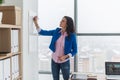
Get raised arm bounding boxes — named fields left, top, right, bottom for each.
left=33, top=16, right=40, bottom=29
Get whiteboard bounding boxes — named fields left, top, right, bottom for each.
left=28, top=10, right=38, bottom=35
left=28, top=10, right=38, bottom=54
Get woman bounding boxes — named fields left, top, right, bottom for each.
left=33, top=16, right=77, bottom=80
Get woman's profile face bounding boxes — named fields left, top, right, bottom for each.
left=60, top=17, right=67, bottom=29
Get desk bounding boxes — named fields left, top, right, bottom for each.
left=70, top=72, right=106, bottom=80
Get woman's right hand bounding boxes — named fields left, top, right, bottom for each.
left=33, top=16, right=40, bottom=29
left=33, top=16, right=38, bottom=22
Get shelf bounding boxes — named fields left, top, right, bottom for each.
left=0, top=52, right=21, bottom=60
left=0, top=6, right=22, bottom=80
left=0, top=24, right=21, bottom=29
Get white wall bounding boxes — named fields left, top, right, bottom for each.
left=22, top=0, right=38, bottom=80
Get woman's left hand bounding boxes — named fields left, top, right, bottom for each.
left=58, top=55, right=69, bottom=61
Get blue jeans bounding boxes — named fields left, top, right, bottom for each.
left=51, top=59, right=70, bottom=80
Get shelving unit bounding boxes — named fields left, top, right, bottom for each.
left=0, top=24, right=22, bottom=80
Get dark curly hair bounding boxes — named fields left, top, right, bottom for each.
left=64, top=16, right=75, bottom=37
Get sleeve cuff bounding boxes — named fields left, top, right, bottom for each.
left=68, top=53, right=72, bottom=58
left=37, top=28, right=41, bottom=32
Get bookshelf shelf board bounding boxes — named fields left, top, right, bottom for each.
left=0, top=24, right=21, bottom=28
left=0, top=52, right=21, bottom=60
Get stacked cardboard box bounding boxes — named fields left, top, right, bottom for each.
left=0, top=6, right=21, bottom=25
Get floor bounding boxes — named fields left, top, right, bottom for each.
left=39, top=74, right=63, bottom=80
left=39, top=73, right=107, bottom=80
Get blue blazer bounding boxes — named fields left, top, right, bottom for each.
left=38, top=28, right=77, bottom=56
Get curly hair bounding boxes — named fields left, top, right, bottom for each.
left=64, top=16, right=75, bottom=37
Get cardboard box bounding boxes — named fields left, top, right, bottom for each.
left=0, top=6, right=21, bottom=25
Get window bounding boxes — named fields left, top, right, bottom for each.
left=78, top=36, right=120, bottom=73
left=38, top=0, right=120, bottom=74
left=77, top=0, right=120, bottom=73
left=78, top=0, right=120, bottom=33
left=38, top=0, right=74, bottom=72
